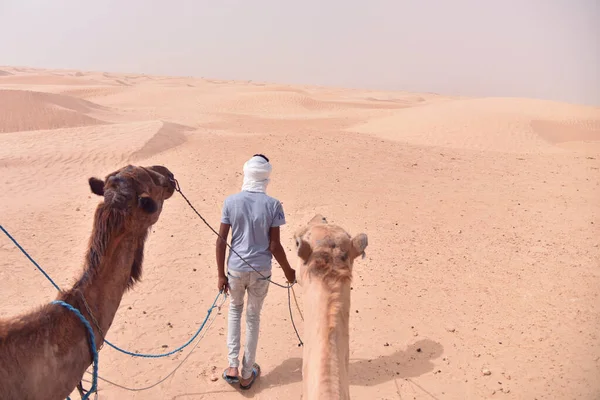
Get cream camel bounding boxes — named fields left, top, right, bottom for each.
left=0, top=164, right=176, bottom=400
left=293, top=214, right=368, bottom=400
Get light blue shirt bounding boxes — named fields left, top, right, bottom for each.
left=221, top=191, right=286, bottom=272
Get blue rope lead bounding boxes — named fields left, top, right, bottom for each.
left=104, top=291, right=223, bottom=358
left=52, top=300, right=98, bottom=400
left=1, top=224, right=225, bottom=358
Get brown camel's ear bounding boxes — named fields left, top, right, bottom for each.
left=350, top=233, right=368, bottom=260
left=295, top=237, right=313, bottom=262
left=138, top=194, right=158, bottom=214
left=89, top=177, right=105, bottom=196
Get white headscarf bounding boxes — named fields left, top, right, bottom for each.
left=241, top=155, right=272, bottom=193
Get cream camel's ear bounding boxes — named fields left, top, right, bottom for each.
left=308, top=214, right=328, bottom=225
left=89, top=177, right=105, bottom=196
left=350, top=233, right=368, bottom=260
left=295, top=237, right=313, bottom=262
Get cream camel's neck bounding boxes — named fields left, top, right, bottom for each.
left=302, top=279, right=351, bottom=400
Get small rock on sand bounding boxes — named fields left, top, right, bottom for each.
left=482, top=368, right=491, bottom=376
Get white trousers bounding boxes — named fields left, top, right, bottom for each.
left=226, top=269, right=270, bottom=379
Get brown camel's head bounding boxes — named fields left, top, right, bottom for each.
left=293, top=214, right=368, bottom=286
left=88, top=165, right=176, bottom=231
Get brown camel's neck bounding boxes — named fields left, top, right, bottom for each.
left=302, top=279, right=351, bottom=400
left=58, top=205, right=147, bottom=349
left=77, top=234, right=140, bottom=347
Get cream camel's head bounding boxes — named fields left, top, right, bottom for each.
left=293, top=214, right=368, bottom=287
left=88, top=165, right=176, bottom=232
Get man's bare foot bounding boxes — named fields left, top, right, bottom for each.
left=240, top=364, right=261, bottom=390
left=223, top=366, right=239, bottom=384
left=240, top=375, right=252, bottom=386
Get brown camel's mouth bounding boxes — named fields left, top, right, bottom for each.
left=143, top=165, right=177, bottom=199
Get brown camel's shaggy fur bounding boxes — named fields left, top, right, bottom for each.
left=0, top=165, right=176, bottom=400
left=293, top=214, right=368, bottom=400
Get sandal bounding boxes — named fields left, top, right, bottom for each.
left=240, top=363, right=261, bottom=390
left=222, top=369, right=240, bottom=384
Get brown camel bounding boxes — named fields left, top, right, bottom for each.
left=293, top=214, right=368, bottom=400
left=0, top=164, right=176, bottom=400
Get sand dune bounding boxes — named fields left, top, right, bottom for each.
left=215, top=91, right=368, bottom=115
left=212, top=90, right=415, bottom=118
left=0, top=89, right=108, bottom=133
left=0, top=119, right=191, bottom=213
left=58, top=86, right=132, bottom=100
left=1, top=67, right=599, bottom=400
left=0, top=120, right=188, bottom=169
left=129, top=121, right=193, bottom=161
left=0, top=73, right=103, bottom=86
left=349, top=97, right=600, bottom=153
left=531, top=118, right=600, bottom=143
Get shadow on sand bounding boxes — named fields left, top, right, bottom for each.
left=171, top=339, right=443, bottom=398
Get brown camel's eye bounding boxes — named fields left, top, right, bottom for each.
left=138, top=196, right=158, bottom=213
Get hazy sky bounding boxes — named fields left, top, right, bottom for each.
left=1, top=0, right=598, bottom=105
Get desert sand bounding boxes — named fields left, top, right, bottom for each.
left=0, top=65, right=599, bottom=400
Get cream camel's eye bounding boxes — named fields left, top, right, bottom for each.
left=295, top=238, right=300, bottom=247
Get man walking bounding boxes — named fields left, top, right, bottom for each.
left=216, top=154, right=296, bottom=390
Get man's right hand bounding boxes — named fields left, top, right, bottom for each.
left=218, top=274, right=229, bottom=294
left=283, top=268, right=296, bottom=284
